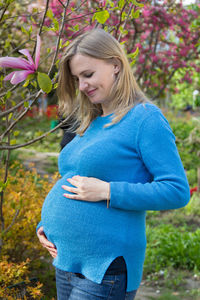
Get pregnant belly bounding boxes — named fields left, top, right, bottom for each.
left=41, top=173, right=108, bottom=246
left=41, top=174, right=146, bottom=255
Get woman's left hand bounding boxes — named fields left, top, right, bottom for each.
left=62, top=175, right=110, bottom=203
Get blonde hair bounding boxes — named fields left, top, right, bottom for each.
left=57, top=29, right=148, bottom=135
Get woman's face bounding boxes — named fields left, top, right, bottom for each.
left=69, top=54, right=120, bottom=107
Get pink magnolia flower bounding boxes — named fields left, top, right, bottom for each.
left=0, top=35, right=41, bottom=84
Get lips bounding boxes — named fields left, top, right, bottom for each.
left=87, top=88, right=97, bottom=97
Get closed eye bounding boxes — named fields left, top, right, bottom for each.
left=84, top=72, right=94, bottom=78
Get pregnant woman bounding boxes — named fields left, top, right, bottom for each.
left=37, top=29, right=190, bottom=300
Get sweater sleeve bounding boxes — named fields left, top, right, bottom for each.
left=109, top=111, right=190, bottom=211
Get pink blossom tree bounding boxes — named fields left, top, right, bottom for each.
left=47, top=0, right=200, bottom=100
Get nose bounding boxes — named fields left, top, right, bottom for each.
left=79, top=79, right=88, bottom=92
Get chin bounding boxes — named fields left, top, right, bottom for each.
left=89, top=98, right=105, bottom=104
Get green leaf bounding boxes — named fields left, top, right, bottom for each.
left=10, top=139, right=16, bottom=145
left=74, top=24, right=79, bottom=31
left=131, top=0, right=144, bottom=7
left=132, top=9, right=140, bottom=18
left=43, top=26, right=52, bottom=32
left=53, top=19, right=59, bottom=31
left=59, top=39, right=63, bottom=49
left=24, top=101, right=29, bottom=108
left=121, top=11, right=126, bottom=21
left=54, top=83, right=58, bottom=89
left=31, top=81, right=37, bottom=88
left=132, top=47, right=139, bottom=58
left=34, top=130, right=43, bottom=137
left=55, top=59, right=60, bottom=68
left=0, top=179, right=9, bottom=193
left=5, top=91, right=11, bottom=100
left=94, top=10, right=110, bottom=24
left=23, top=79, right=30, bottom=87
left=63, top=41, right=70, bottom=48
left=28, top=25, right=32, bottom=34
left=37, top=72, right=52, bottom=94
left=13, top=130, right=20, bottom=137
left=108, top=0, right=114, bottom=7
left=46, top=9, right=54, bottom=19
left=8, top=112, right=13, bottom=121
left=130, top=60, right=136, bottom=67
left=5, top=40, right=10, bottom=49
left=118, top=0, right=125, bottom=9
left=21, top=26, right=28, bottom=35
left=30, top=16, right=36, bottom=23
left=119, top=26, right=128, bottom=35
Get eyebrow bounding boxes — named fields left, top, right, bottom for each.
left=71, top=69, right=92, bottom=77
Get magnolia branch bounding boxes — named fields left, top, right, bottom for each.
left=0, top=90, right=42, bottom=142
left=0, top=111, right=76, bottom=150
left=0, top=92, right=38, bottom=118
left=0, top=83, right=19, bottom=98
left=39, top=0, right=50, bottom=36
left=48, top=0, right=70, bottom=75
left=0, top=3, right=10, bottom=23
left=0, top=103, right=11, bottom=233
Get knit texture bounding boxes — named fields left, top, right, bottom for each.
left=37, top=103, right=190, bottom=291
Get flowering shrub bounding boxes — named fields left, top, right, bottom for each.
left=0, top=162, right=59, bottom=298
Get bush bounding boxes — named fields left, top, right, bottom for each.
left=144, top=223, right=200, bottom=275
left=169, top=117, right=200, bottom=173
left=0, top=162, right=59, bottom=298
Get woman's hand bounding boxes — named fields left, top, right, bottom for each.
left=62, top=175, right=110, bottom=203
left=37, top=226, right=57, bottom=258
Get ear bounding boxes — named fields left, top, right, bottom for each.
left=114, top=64, right=120, bottom=74
left=113, top=58, right=121, bottom=74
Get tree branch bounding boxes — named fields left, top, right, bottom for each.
left=0, top=111, right=76, bottom=150
left=118, top=4, right=134, bottom=42
left=3, top=209, right=20, bottom=235
left=0, top=3, right=9, bottom=23
left=152, top=69, right=177, bottom=100
left=48, top=0, right=70, bottom=76
left=0, top=90, right=42, bottom=142
left=0, top=92, right=38, bottom=118
left=0, top=101, right=11, bottom=234
left=0, top=83, right=20, bottom=98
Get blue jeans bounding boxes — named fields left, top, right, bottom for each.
left=56, top=268, right=137, bottom=300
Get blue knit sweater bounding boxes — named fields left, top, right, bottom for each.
left=37, top=103, right=190, bottom=291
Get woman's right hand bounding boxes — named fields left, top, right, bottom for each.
left=37, top=226, right=57, bottom=258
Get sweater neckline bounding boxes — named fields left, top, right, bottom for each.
left=98, top=112, right=114, bottom=119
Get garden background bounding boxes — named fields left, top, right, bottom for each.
left=0, top=0, right=200, bottom=299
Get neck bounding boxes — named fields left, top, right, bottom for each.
left=101, top=104, right=114, bottom=117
